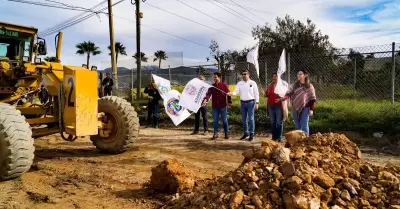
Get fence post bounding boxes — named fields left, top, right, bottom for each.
left=354, top=57, right=357, bottom=97
left=235, top=62, right=238, bottom=82
left=287, top=52, right=291, bottom=85
left=168, top=65, right=171, bottom=82
left=392, top=42, right=396, bottom=104
left=264, top=60, right=268, bottom=88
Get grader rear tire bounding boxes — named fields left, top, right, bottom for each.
left=0, top=103, right=34, bottom=181
left=90, top=96, right=139, bottom=154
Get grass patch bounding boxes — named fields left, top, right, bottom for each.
left=128, top=84, right=400, bottom=135
left=136, top=98, right=400, bottom=136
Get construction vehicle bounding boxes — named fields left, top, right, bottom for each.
left=0, top=22, right=140, bottom=181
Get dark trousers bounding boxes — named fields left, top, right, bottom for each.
left=194, top=106, right=208, bottom=132
left=104, top=88, right=112, bottom=96
left=147, top=101, right=159, bottom=127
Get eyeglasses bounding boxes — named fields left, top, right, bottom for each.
left=242, top=73, right=248, bottom=76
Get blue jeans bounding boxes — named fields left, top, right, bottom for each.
left=147, top=102, right=159, bottom=127
left=240, top=100, right=255, bottom=135
left=212, top=107, right=228, bottom=136
left=292, top=106, right=310, bottom=135
left=268, top=104, right=283, bottom=140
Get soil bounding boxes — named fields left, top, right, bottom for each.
left=0, top=128, right=399, bottom=209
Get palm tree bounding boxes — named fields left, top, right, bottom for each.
left=107, top=42, right=127, bottom=63
left=75, top=41, right=101, bottom=69
left=153, top=50, right=168, bottom=69
left=132, top=52, right=148, bottom=64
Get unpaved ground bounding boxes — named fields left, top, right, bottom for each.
left=1, top=128, right=400, bottom=209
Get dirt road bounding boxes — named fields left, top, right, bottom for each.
left=0, top=128, right=399, bottom=209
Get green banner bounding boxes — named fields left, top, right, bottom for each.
left=0, top=29, right=19, bottom=37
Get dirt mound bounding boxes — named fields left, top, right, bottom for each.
left=162, top=132, right=400, bottom=209
left=150, top=158, right=196, bottom=194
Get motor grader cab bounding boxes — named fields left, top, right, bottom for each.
left=0, top=22, right=140, bottom=181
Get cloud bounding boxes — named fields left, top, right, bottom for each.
left=0, top=0, right=398, bottom=72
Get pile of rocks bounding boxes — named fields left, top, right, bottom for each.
left=160, top=130, right=400, bottom=209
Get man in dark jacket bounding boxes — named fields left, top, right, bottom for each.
left=144, top=82, right=162, bottom=128
left=38, top=84, right=49, bottom=104
left=102, top=73, right=113, bottom=96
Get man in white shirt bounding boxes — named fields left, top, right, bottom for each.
left=228, top=69, right=259, bottom=141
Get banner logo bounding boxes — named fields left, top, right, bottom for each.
left=184, top=84, right=197, bottom=96
left=157, top=84, right=169, bottom=94
left=167, top=97, right=183, bottom=116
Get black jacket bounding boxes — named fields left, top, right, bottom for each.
left=102, top=77, right=113, bottom=89
left=144, top=87, right=162, bottom=104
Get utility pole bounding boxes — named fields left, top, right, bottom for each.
left=108, top=0, right=118, bottom=96
left=135, top=0, right=143, bottom=100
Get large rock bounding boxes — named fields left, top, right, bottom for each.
left=313, top=173, right=335, bottom=189
left=150, top=158, right=195, bottom=194
left=284, top=130, right=308, bottom=147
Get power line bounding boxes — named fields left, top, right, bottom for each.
left=144, top=1, right=246, bottom=41
left=205, top=0, right=257, bottom=26
left=175, top=0, right=252, bottom=36
left=227, top=0, right=265, bottom=24
left=143, top=24, right=209, bottom=48
left=112, top=14, right=210, bottom=48
left=39, top=0, right=125, bottom=37
left=204, top=0, right=276, bottom=15
left=7, top=0, right=110, bottom=37
left=39, top=0, right=108, bottom=36
left=8, top=0, right=99, bottom=13
left=42, top=0, right=101, bottom=13
left=11, top=0, right=211, bottom=49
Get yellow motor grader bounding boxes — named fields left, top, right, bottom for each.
left=0, top=22, right=140, bottom=181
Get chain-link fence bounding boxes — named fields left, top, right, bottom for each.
left=100, top=51, right=184, bottom=98
left=101, top=44, right=400, bottom=104
left=223, top=43, right=400, bottom=103
left=97, top=43, right=400, bottom=136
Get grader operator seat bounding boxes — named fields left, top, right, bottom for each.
left=5, top=42, right=16, bottom=60
left=0, top=21, right=140, bottom=181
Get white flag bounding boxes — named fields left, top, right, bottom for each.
left=163, top=90, right=191, bottom=126
left=179, top=78, right=212, bottom=112
left=277, top=49, right=286, bottom=76
left=274, top=49, right=289, bottom=97
left=152, top=74, right=171, bottom=99
left=246, top=43, right=259, bottom=76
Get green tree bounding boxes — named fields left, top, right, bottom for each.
left=107, top=42, right=127, bottom=63
left=198, top=66, right=211, bottom=78
left=252, top=15, right=335, bottom=55
left=75, top=41, right=101, bottom=69
left=153, top=50, right=168, bottom=69
left=132, top=52, right=148, bottom=64
left=252, top=15, right=336, bottom=83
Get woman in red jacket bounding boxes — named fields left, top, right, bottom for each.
left=265, top=73, right=285, bottom=141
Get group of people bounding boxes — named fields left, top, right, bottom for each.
left=145, top=68, right=317, bottom=142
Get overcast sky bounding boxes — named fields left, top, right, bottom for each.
left=1, top=0, right=399, bottom=69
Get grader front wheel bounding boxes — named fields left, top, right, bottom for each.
left=91, top=96, right=139, bottom=154
left=0, top=103, right=34, bottom=181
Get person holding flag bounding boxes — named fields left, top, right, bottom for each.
left=280, top=70, right=316, bottom=136
left=202, top=72, right=232, bottom=140
left=265, top=73, right=285, bottom=142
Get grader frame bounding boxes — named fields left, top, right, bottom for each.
left=0, top=22, right=140, bottom=181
